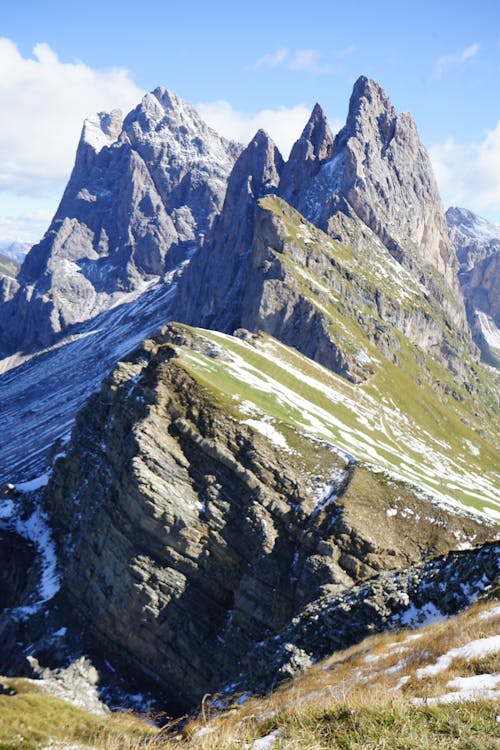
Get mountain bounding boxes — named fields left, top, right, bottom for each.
left=0, top=241, right=30, bottom=263
left=0, top=90, right=240, bottom=358
left=175, top=77, right=471, bottom=385
left=281, top=77, right=465, bottom=327
left=0, top=76, right=498, bottom=726
left=447, top=206, right=500, bottom=366
left=0, top=254, right=20, bottom=280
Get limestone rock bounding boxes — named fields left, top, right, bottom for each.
left=279, top=103, right=334, bottom=208
left=0, top=89, right=240, bottom=357
left=43, top=325, right=491, bottom=711
left=175, top=129, right=284, bottom=332
left=293, top=77, right=466, bottom=330
left=447, top=206, right=500, bottom=366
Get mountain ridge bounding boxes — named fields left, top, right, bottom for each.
left=0, top=75, right=498, bottom=727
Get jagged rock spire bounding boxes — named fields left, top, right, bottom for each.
left=292, top=76, right=466, bottom=328
left=335, top=75, right=397, bottom=151
left=279, top=102, right=334, bottom=208
left=174, top=129, right=284, bottom=332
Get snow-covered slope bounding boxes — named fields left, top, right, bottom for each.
left=0, top=277, right=177, bottom=484
left=172, top=327, right=500, bottom=520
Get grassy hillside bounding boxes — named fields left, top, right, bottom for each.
left=1, top=599, right=497, bottom=749
left=167, top=325, right=500, bottom=520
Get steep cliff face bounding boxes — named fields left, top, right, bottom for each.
left=279, top=103, right=334, bottom=208
left=447, top=207, right=500, bottom=366
left=175, top=129, right=284, bottom=331
left=240, top=196, right=474, bottom=384
left=0, top=90, right=240, bottom=357
left=173, top=77, right=470, bottom=384
left=44, top=325, right=496, bottom=709
left=283, top=77, right=465, bottom=330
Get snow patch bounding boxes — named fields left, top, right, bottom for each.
left=416, top=636, right=500, bottom=678
left=0, top=498, right=61, bottom=620
left=242, top=419, right=289, bottom=450
left=16, top=472, right=50, bottom=492
left=399, top=601, right=445, bottom=628
left=250, top=729, right=282, bottom=749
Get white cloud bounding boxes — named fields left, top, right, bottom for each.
left=252, top=48, right=289, bottom=69
left=0, top=206, right=53, bottom=246
left=429, top=121, right=500, bottom=221
left=196, top=100, right=343, bottom=158
left=251, top=48, right=331, bottom=74
left=432, top=42, right=480, bottom=79
left=460, top=43, right=480, bottom=62
left=0, top=38, right=143, bottom=195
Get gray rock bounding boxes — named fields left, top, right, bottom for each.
left=42, top=325, right=492, bottom=711
left=279, top=103, right=334, bottom=208
left=293, top=77, right=466, bottom=330
left=175, top=129, right=284, bottom=332
left=447, top=206, right=500, bottom=365
left=0, top=89, right=240, bottom=357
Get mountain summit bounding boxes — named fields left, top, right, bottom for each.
left=0, top=88, right=240, bottom=357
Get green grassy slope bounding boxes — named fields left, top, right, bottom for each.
left=168, top=324, right=499, bottom=520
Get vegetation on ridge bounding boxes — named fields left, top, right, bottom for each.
left=1, top=599, right=497, bottom=749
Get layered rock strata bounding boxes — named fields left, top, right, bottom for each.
left=44, top=326, right=492, bottom=709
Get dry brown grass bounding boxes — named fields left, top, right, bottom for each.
left=0, top=599, right=498, bottom=749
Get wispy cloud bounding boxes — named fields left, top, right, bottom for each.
left=253, top=47, right=289, bottom=70
left=429, top=120, right=500, bottom=220
left=460, top=43, right=480, bottom=62
left=197, top=100, right=343, bottom=158
left=432, top=42, right=480, bottom=80
left=251, top=48, right=332, bottom=74
left=335, top=45, right=356, bottom=59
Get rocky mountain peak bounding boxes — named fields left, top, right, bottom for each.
left=293, top=76, right=466, bottom=328
left=301, top=103, right=334, bottom=159
left=447, top=206, right=500, bottom=365
left=234, top=128, right=284, bottom=196
left=81, top=109, right=123, bottom=153
left=337, top=75, right=396, bottom=147
left=0, top=85, right=241, bottom=358
left=174, top=129, right=283, bottom=331
left=279, top=102, right=334, bottom=207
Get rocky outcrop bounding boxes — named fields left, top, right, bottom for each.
left=239, top=196, right=473, bottom=385
left=172, top=78, right=471, bottom=384
left=447, top=206, right=500, bottom=271
left=0, top=90, right=240, bottom=357
left=0, top=531, right=37, bottom=610
left=288, top=77, right=465, bottom=330
left=43, top=325, right=492, bottom=711
left=175, top=129, right=284, bottom=332
left=228, top=541, right=499, bottom=696
left=447, top=207, right=500, bottom=366
left=279, top=103, right=334, bottom=208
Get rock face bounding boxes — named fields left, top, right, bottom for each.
left=283, top=77, right=466, bottom=329
left=44, top=325, right=492, bottom=711
left=175, top=129, right=283, bottom=332
left=447, top=206, right=500, bottom=271
left=241, top=197, right=474, bottom=384
left=174, top=77, right=470, bottom=382
left=447, top=207, right=500, bottom=365
left=0, top=90, right=240, bottom=357
left=229, top=541, right=499, bottom=696
left=279, top=103, right=334, bottom=208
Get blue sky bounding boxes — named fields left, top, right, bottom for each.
left=1, top=0, right=500, bottom=243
